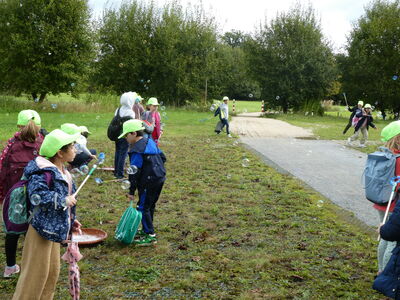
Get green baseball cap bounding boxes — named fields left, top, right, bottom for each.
left=147, top=97, right=159, bottom=106
left=39, top=129, right=80, bottom=158
left=17, top=110, right=41, bottom=126
left=381, top=121, right=400, bottom=142
left=118, top=120, right=145, bottom=139
left=364, top=104, right=372, bottom=109
left=79, top=125, right=91, bottom=134
left=60, top=123, right=81, bottom=135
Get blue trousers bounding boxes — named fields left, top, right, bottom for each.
left=137, top=180, right=165, bottom=234
left=114, top=139, right=129, bottom=178
left=221, top=118, right=230, bottom=134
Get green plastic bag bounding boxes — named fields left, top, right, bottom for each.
left=115, top=201, right=142, bottom=244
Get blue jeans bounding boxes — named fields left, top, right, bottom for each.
left=221, top=118, right=230, bottom=134
left=114, top=139, right=129, bottom=178
left=137, top=180, right=165, bottom=234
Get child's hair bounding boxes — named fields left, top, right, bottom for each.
left=49, top=143, right=74, bottom=162
left=20, top=120, right=40, bottom=143
left=135, top=130, right=144, bottom=137
left=82, top=132, right=89, bottom=138
left=386, top=135, right=400, bottom=151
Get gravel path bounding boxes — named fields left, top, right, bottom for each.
left=231, top=113, right=378, bottom=227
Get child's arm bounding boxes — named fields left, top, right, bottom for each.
left=28, top=173, right=75, bottom=210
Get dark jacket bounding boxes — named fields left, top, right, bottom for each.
left=347, top=106, right=358, bottom=120
left=128, top=137, right=166, bottom=195
left=354, top=110, right=376, bottom=131
left=25, top=157, right=76, bottom=243
left=380, top=192, right=400, bottom=242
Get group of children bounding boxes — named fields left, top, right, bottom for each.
left=0, top=105, right=166, bottom=298
left=113, top=92, right=163, bottom=179
left=344, top=100, right=377, bottom=147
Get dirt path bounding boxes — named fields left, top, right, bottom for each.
left=231, top=113, right=377, bottom=227
left=230, top=112, right=313, bottom=138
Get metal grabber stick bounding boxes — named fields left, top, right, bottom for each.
left=74, top=152, right=105, bottom=197
left=378, top=176, right=400, bottom=241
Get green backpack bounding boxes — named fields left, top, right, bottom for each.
left=115, top=201, right=142, bottom=244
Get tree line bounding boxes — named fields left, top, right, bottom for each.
left=0, top=0, right=399, bottom=115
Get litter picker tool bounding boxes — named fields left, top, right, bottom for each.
left=378, top=176, right=400, bottom=241
left=343, top=92, right=349, bottom=107
left=73, top=152, right=105, bottom=197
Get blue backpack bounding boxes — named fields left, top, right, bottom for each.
left=2, top=172, right=52, bottom=234
left=363, top=147, right=400, bottom=204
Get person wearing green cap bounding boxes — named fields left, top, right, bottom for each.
left=0, top=110, right=44, bottom=278
left=12, top=129, right=82, bottom=300
left=119, top=119, right=166, bottom=246
left=60, top=124, right=97, bottom=169
left=374, top=121, right=400, bottom=278
left=347, top=103, right=377, bottom=147
left=143, top=97, right=162, bottom=146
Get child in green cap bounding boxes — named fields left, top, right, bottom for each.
left=0, top=110, right=44, bottom=278
left=119, top=119, right=166, bottom=246
left=12, top=129, right=82, bottom=300
left=374, top=121, right=400, bottom=275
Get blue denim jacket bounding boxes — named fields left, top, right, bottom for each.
left=24, top=157, right=76, bottom=243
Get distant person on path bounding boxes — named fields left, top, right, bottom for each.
left=347, top=104, right=377, bottom=148
left=132, top=94, right=144, bottom=120
left=114, top=92, right=136, bottom=179
left=219, top=96, right=232, bottom=137
left=343, top=101, right=363, bottom=134
left=0, top=110, right=43, bottom=278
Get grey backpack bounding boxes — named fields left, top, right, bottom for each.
left=363, top=147, right=400, bottom=204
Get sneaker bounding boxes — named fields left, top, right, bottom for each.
left=134, top=234, right=157, bottom=246
left=227, top=134, right=232, bottom=138
left=135, top=230, right=156, bottom=238
left=346, top=138, right=351, bottom=146
left=3, top=265, right=20, bottom=278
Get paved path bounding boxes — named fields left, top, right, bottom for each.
left=231, top=114, right=378, bottom=227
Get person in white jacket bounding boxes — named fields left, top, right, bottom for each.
left=114, top=92, right=136, bottom=178
left=219, top=96, right=232, bottom=137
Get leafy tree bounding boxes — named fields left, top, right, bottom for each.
left=341, top=0, right=400, bottom=114
left=93, top=0, right=220, bottom=105
left=244, top=4, right=336, bottom=112
left=0, top=0, right=94, bottom=102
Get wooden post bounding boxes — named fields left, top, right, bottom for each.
left=261, top=100, right=264, bottom=113
left=232, top=99, right=236, bottom=113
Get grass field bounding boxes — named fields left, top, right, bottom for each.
left=0, top=102, right=384, bottom=299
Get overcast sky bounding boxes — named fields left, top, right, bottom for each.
left=88, top=0, right=373, bottom=53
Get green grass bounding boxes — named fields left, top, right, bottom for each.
left=0, top=106, right=383, bottom=299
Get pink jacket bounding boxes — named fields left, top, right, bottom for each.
left=151, top=111, right=161, bottom=145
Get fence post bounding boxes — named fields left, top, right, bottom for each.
left=232, top=99, right=236, bottom=113
left=261, top=100, right=264, bottom=113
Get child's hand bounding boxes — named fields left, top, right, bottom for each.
left=66, top=195, right=77, bottom=207
left=91, top=155, right=97, bottom=160
left=72, top=219, right=82, bottom=235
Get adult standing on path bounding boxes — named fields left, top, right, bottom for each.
left=343, top=101, right=363, bottom=134
left=347, top=103, right=377, bottom=148
left=220, top=96, right=232, bottom=138
left=114, top=92, right=135, bottom=179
